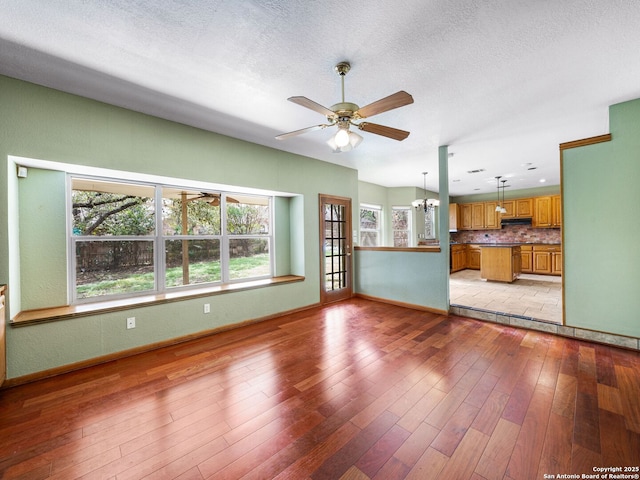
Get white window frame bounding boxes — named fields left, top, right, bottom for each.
left=359, top=203, right=383, bottom=247
left=68, top=174, right=274, bottom=304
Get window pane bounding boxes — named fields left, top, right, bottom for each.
left=75, top=240, right=154, bottom=299
left=227, top=195, right=270, bottom=235
left=162, top=188, right=221, bottom=235
left=393, top=208, right=411, bottom=247
left=392, top=209, right=409, bottom=229
left=165, top=239, right=221, bottom=287
left=360, top=208, right=379, bottom=230
left=229, top=238, right=270, bottom=279
left=360, top=232, right=378, bottom=247
left=394, top=231, right=409, bottom=247
left=72, top=179, right=155, bottom=236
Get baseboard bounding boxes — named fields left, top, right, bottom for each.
left=354, top=293, right=449, bottom=316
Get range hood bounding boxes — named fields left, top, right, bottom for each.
left=501, top=217, right=532, bottom=226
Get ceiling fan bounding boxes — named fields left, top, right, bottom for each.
left=275, top=61, right=414, bottom=152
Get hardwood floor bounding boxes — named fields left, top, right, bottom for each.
left=1, top=298, right=639, bottom=479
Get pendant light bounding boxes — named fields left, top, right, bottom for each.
left=411, top=172, right=440, bottom=212
left=495, top=176, right=503, bottom=212
left=500, top=179, right=508, bottom=214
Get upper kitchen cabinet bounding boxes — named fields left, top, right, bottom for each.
left=533, top=195, right=561, bottom=228
left=449, top=203, right=460, bottom=232
left=461, top=202, right=499, bottom=230
left=501, top=198, right=534, bottom=218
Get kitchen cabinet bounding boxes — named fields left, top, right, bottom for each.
left=534, top=195, right=561, bottom=228
left=449, top=203, right=460, bottom=232
left=521, top=245, right=533, bottom=273
left=501, top=198, right=534, bottom=218
left=533, top=245, right=561, bottom=275
left=467, top=245, right=481, bottom=269
left=552, top=195, right=562, bottom=227
left=460, top=202, right=500, bottom=230
left=484, top=202, right=500, bottom=229
left=461, top=204, right=473, bottom=230
left=471, top=203, right=485, bottom=229
left=552, top=249, right=562, bottom=275
left=480, top=245, right=521, bottom=283
left=450, top=244, right=467, bottom=272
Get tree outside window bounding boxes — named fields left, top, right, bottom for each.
left=359, top=205, right=381, bottom=246
left=392, top=207, right=412, bottom=247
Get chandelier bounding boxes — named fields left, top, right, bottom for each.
left=412, top=172, right=440, bottom=212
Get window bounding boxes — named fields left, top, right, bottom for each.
left=70, top=177, right=272, bottom=302
left=392, top=207, right=412, bottom=247
left=359, top=204, right=382, bottom=246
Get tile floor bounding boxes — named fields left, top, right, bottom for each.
left=449, top=269, right=562, bottom=324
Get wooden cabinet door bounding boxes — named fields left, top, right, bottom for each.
left=521, top=250, right=533, bottom=273
left=533, top=251, right=552, bottom=274
left=516, top=198, right=534, bottom=217
left=484, top=202, right=499, bottom=229
left=552, top=251, right=562, bottom=274
left=552, top=195, right=562, bottom=227
left=461, top=204, right=473, bottom=230
left=471, top=203, right=485, bottom=229
left=468, top=247, right=481, bottom=269
left=501, top=200, right=515, bottom=218
left=534, top=196, right=552, bottom=227
left=449, top=203, right=460, bottom=231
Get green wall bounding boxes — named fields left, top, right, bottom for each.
left=0, top=75, right=359, bottom=379
left=562, top=98, right=640, bottom=338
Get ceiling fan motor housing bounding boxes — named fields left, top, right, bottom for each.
left=329, top=102, right=360, bottom=122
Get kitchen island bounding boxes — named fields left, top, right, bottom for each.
left=480, top=245, right=521, bottom=282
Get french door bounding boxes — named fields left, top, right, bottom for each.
left=319, top=194, right=353, bottom=304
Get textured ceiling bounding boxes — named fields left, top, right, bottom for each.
left=1, top=1, right=640, bottom=196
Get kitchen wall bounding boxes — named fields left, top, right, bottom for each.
left=451, top=225, right=561, bottom=244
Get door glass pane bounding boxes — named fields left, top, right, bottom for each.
left=324, top=204, right=347, bottom=291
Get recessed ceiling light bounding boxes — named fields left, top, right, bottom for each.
left=467, top=168, right=486, bottom=174
left=527, top=167, right=537, bottom=171
left=474, top=188, right=481, bottom=191
left=539, top=178, right=546, bottom=183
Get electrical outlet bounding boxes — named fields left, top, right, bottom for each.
left=203, top=303, right=210, bottom=314
left=126, top=317, right=136, bottom=329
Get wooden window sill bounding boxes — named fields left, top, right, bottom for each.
left=11, top=275, right=304, bottom=327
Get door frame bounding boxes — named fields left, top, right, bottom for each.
left=319, top=194, right=353, bottom=304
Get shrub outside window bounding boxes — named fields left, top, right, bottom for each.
left=70, top=177, right=272, bottom=303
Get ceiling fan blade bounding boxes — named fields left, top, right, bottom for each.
left=358, top=122, right=410, bottom=141
left=288, top=96, right=337, bottom=118
left=355, top=91, right=414, bottom=119
left=275, top=124, right=328, bottom=140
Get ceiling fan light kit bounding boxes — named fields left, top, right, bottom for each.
left=276, top=61, right=413, bottom=152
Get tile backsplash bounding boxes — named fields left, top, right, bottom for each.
left=450, top=225, right=561, bottom=244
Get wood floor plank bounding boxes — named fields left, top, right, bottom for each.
left=1, top=298, right=639, bottom=480
left=474, top=418, right=520, bottom=480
